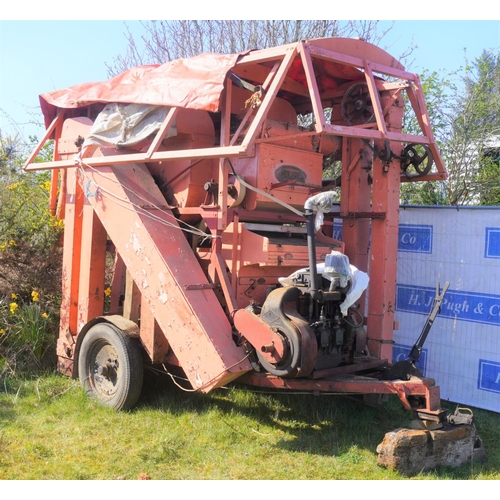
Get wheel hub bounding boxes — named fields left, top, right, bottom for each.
left=90, top=345, right=120, bottom=396
left=97, top=359, right=117, bottom=379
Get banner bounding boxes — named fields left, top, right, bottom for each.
left=394, top=206, right=500, bottom=412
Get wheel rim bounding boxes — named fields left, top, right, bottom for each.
left=341, top=82, right=376, bottom=126
left=86, top=339, right=123, bottom=400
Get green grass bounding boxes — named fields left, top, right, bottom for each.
left=0, top=371, right=499, bottom=480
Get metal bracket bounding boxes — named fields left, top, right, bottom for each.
left=184, top=284, right=219, bottom=290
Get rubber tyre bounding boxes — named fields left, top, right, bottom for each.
left=78, top=322, right=143, bottom=410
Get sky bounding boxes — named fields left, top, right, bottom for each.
left=1, top=6, right=500, bottom=143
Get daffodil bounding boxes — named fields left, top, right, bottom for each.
left=9, top=302, right=18, bottom=314
left=0, top=328, right=5, bottom=335
left=41, top=312, right=48, bottom=319
left=11, top=293, right=17, bottom=299
left=31, top=291, right=39, bottom=302
left=104, top=287, right=111, bottom=297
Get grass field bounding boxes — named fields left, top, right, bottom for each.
left=1, top=370, right=499, bottom=482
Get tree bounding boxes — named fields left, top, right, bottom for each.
left=400, top=48, right=500, bottom=206
left=0, top=134, right=62, bottom=300
left=106, top=20, right=404, bottom=76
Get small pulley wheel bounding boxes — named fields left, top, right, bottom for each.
left=402, top=144, right=433, bottom=177
left=341, top=82, right=377, bottom=126
left=227, top=175, right=246, bottom=208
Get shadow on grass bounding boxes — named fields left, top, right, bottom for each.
left=137, top=368, right=411, bottom=457
left=135, top=369, right=500, bottom=478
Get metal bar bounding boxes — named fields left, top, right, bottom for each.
left=332, top=211, right=386, bottom=220
left=218, top=77, right=232, bottom=231
left=212, top=249, right=239, bottom=316
left=306, top=44, right=418, bottom=81
left=240, top=372, right=441, bottom=412
left=234, top=43, right=296, bottom=65
left=233, top=64, right=309, bottom=98
left=24, top=144, right=248, bottom=171
left=406, top=78, right=434, bottom=139
left=230, top=61, right=280, bottom=146
left=144, top=107, right=179, bottom=160
left=23, top=111, right=65, bottom=170
left=231, top=214, right=239, bottom=293
left=364, top=61, right=387, bottom=136
left=323, top=123, right=430, bottom=144
left=240, top=46, right=298, bottom=151
left=401, top=171, right=448, bottom=182
left=298, top=43, right=326, bottom=131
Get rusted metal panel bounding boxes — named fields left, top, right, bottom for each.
left=77, top=201, right=107, bottom=332
left=140, top=296, right=170, bottom=364
left=123, top=269, right=141, bottom=324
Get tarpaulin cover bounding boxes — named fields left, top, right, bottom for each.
left=39, top=52, right=241, bottom=129
left=82, top=103, right=177, bottom=149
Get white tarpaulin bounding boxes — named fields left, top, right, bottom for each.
left=82, top=103, right=177, bottom=149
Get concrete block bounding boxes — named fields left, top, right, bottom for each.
left=376, top=424, right=486, bottom=476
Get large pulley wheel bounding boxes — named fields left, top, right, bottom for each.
left=255, top=324, right=302, bottom=378
left=341, top=82, right=377, bottom=126
left=257, top=286, right=304, bottom=378
left=402, top=144, right=433, bottom=177
left=78, top=322, right=143, bottom=410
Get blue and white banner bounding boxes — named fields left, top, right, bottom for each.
left=394, top=207, right=500, bottom=413
left=478, top=359, right=500, bottom=395
left=485, top=227, right=500, bottom=259
left=396, top=284, right=500, bottom=327
left=398, top=224, right=433, bottom=253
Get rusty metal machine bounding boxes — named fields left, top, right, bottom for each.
left=26, top=37, right=451, bottom=424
